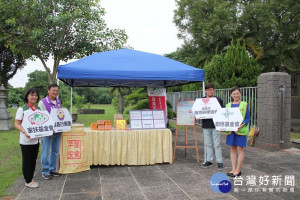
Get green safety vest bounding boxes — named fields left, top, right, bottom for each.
left=226, top=101, right=249, bottom=136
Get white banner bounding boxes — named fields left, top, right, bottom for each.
left=50, top=108, right=72, bottom=132
left=21, top=110, right=55, bottom=138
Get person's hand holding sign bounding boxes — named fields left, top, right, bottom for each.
left=15, top=119, right=32, bottom=139
left=23, top=129, right=31, bottom=139
left=235, top=123, right=246, bottom=133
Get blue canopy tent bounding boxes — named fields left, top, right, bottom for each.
left=57, top=48, right=205, bottom=88
left=57, top=48, right=205, bottom=113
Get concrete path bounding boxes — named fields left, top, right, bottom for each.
left=3, top=127, right=300, bottom=200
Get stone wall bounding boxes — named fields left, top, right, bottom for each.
left=256, top=72, right=291, bottom=150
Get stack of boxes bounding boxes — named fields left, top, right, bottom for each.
left=95, top=120, right=112, bottom=130
left=104, top=120, right=112, bottom=130
left=97, top=120, right=105, bottom=130
left=90, top=123, right=98, bottom=130
left=90, top=118, right=126, bottom=130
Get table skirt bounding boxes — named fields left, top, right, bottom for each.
left=85, top=129, right=173, bottom=165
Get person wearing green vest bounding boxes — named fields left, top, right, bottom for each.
left=226, top=87, right=250, bottom=178
left=15, top=88, right=41, bottom=188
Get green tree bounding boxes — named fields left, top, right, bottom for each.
left=164, top=51, right=189, bottom=64
left=1, top=0, right=128, bottom=84
left=174, top=0, right=299, bottom=72
left=174, top=0, right=238, bottom=68
left=204, top=41, right=261, bottom=88
left=0, top=1, right=26, bottom=91
left=25, top=70, right=49, bottom=97
left=110, top=87, right=133, bottom=114
left=58, top=81, right=71, bottom=108
left=25, top=71, right=72, bottom=107
left=74, top=94, right=85, bottom=111
left=7, top=85, right=24, bottom=107
left=165, top=51, right=203, bottom=92
left=237, top=0, right=300, bottom=72
left=0, top=40, right=25, bottom=89
left=73, top=87, right=112, bottom=104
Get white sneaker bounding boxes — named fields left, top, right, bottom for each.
left=25, top=181, right=39, bottom=188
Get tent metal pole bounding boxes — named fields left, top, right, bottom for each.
left=70, top=87, right=73, bottom=113
left=202, top=81, right=205, bottom=97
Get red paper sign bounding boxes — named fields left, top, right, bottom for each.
left=148, top=96, right=166, bottom=110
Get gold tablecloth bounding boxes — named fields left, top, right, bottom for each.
left=85, top=129, right=173, bottom=165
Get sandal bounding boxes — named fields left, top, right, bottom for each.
left=25, top=181, right=39, bottom=188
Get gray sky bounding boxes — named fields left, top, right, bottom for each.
left=9, top=0, right=182, bottom=88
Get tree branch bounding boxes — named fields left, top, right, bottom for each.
left=37, top=55, right=52, bottom=84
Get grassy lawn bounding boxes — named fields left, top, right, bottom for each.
left=290, top=132, right=300, bottom=140
left=76, top=104, right=118, bottom=127
left=0, top=108, right=23, bottom=197
left=0, top=129, right=23, bottom=197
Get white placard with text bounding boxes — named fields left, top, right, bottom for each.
left=50, top=108, right=72, bottom=132
left=21, top=110, right=55, bottom=138
left=213, top=108, right=243, bottom=131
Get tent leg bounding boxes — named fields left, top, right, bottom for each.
left=70, top=87, right=73, bottom=114
left=202, top=81, right=205, bottom=97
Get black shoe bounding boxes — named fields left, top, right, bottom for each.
left=217, top=163, right=224, bottom=170
left=201, top=161, right=212, bottom=168
left=233, top=171, right=242, bottom=177
left=229, top=171, right=242, bottom=177
left=227, top=172, right=233, bottom=176
left=42, top=174, right=52, bottom=180
left=50, top=171, right=61, bottom=177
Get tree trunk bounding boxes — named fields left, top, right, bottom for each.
left=118, top=94, right=124, bottom=114
left=38, top=56, right=53, bottom=84
left=52, top=56, right=60, bottom=84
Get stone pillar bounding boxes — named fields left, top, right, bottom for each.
left=0, top=84, right=13, bottom=130
left=256, top=72, right=291, bottom=150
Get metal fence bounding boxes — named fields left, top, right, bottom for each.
left=167, top=87, right=257, bottom=128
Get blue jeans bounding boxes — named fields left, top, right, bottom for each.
left=203, top=128, right=223, bottom=163
left=41, top=133, right=62, bottom=175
